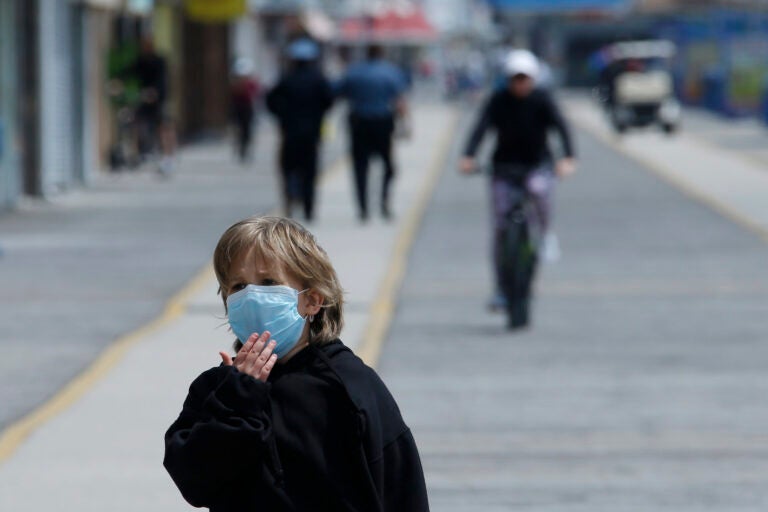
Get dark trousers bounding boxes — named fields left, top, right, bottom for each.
left=349, top=115, right=395, bottom=217
left=136, top=104, right=162, bottom=158
left=233, top=109, right=254, bottom=162
left=491, top=165, right=554, bottom=293
left=280, top=136, right=319, bottom=220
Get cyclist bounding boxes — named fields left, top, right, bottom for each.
left=460, top=49, right=576, bottom=329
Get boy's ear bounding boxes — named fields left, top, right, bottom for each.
left=305, top=289, right=325, bottom=316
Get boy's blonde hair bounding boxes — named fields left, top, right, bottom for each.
left=213, top=216, right=344, bottom=346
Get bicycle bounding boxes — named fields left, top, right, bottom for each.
left=468, top=163, right=544, bottom=329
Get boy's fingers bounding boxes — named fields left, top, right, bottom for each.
left=252, top=340, right=276, bottom=374
left=244, top=333, right=271, bottom=373
left=234, top=333, right=259, bottom=371
left=238, top=333, right=259, bottom=357
left=259, top=354, right=278, bottom=382
left=219, top=351, right=234, bottom=366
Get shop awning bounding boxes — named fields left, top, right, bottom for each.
left=339, top=6, right=437, bottom=44
left=185, top=0, right=247, bottom=22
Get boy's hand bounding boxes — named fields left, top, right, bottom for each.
left=555, top=157, right=577, bottom=178
left=219, top=332, right=277, bottom=383
left=459, top=157, right=476, bottom=175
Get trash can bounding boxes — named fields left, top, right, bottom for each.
left=703, top=67, right=727, bottom=115
left=761, top=75, right=768, bottom=126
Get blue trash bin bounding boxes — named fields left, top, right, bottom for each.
left=761, top=77, right=768, bottom=125
left=703, top=67, right=727, bottom=114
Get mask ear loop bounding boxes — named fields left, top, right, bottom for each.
left=299, top=289, right=314, bottom=323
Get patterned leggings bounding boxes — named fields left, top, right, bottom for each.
left=491, top=166, right=555, bottom=291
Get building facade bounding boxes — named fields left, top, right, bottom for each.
left=0, top=0, right=250, bottom=211
left=0, top=0, right=21, bottom=209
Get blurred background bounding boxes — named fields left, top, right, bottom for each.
left=4, top=0, right=768, bottom=197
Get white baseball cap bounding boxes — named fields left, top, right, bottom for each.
left=504, top=49, right=540, bottom=80
left=233, top=58, right=254, bottom=76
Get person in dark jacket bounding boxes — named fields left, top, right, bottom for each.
left=164, top=216, right=429, bottom=512
left=266, top=39, right=334, bottom=222
left=460, top=49, right=576, bottom=328
left=132, top=37, right=176, bottom=176
left=230, top=58, right=262, bottom=164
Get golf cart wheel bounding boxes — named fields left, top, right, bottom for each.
left=662, top=123, right=677, bottom=135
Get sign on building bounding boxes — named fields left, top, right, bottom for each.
left=185, top=0, right=247, bottom=22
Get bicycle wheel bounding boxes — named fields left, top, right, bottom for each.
left=499, top=211, right=538, bottom=329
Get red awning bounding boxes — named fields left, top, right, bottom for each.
left=339, top=6, right=437, bottom=44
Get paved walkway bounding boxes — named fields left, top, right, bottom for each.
left=683, top=108, right=768, bottom=167
left=0, top=103, right=458, bottom=511
left=377, top=97, right=768, bottom=511
left=3, top=91, right=768, bottom=511
left=0, top=120, right=284, bottom=431
left=566, top=96, right=768, bottom=239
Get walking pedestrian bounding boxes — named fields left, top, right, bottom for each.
left=336, top=45, right=408, bottom=221
left=266, top=39, right=333, bottom=222
left=133, top=37, right=175, bottom=176
left=164, top=216, right=430, bottom=511
left=230, top=58, right=261, bottom=164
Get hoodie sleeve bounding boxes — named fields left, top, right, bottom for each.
left=463, top=92, right=495, bottom=158
left=544, top=90, right=575, bottom=158
left=163, top=366, right=276, bottom=508
left=265, top=80, right=286, bottom=119
left=371, top=428, right=430, bottom=511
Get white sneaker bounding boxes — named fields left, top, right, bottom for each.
left=542, top=232, right=561, bottom=263
left=157, top=157, right=174, bottom=178
left=487, top=292, right=508, bottom=313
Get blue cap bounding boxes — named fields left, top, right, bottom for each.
left=287, top=38, right=319, bottom=61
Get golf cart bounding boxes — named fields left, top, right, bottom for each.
left=595, top=40, right=681, bottom=134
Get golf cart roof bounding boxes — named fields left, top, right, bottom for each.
left=608, top=40, right=676, bottom=61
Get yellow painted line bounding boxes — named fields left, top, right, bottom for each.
left=0, top=263, right=215, bottom=464
left=0, top=150, right=348, bottom=464
left=357, top=110, right=460, bottom=368
left=574, top=114, right=768, bottom=244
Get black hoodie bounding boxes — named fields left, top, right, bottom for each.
left=164, top=340, right=429, bottom=511
left=265, top=64, right=334, bottom=142
left=464, top=87, right=574, bottom=167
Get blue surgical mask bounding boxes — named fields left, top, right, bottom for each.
left=226, top=284, right=308, bottom=359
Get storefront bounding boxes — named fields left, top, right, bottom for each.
left=658, top=12, right=768, bottom=118
left=79, top=0, right=125, bottom=177
left=0, top=0, right=21, bottom=209
left=31, top=0, right=84, bottom=196
left=179, top=0, right=244, bottom=140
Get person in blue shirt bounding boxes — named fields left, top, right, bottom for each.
left=336, top=45, right=408, bottom=221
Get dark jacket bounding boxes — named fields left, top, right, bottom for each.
left=464, top=87, right=574, bottom=167
left=133, top=52, right=167, bottom=107
left=266, top=64, right=334, bottom=141
left=164, top=340, right=429, bottom=512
